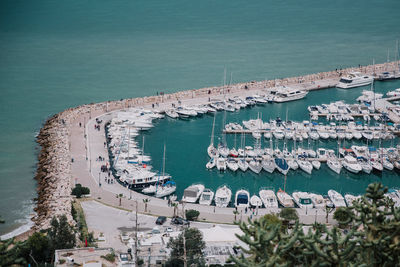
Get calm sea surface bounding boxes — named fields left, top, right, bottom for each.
left=1, top=0, right=400, bottom=235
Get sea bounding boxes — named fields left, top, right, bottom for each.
left=1, top=0, right=400, bottom=236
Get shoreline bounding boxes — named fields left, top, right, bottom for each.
left=3, top=60, right=400, bottom=240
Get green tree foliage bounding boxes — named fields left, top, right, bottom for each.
left=230, top=182, right=400, bottom=266
left=333, top=207, right=353, bottom=226
left=185, top=209, right=200, bottom=221
left=71, top=184, right=90, bottom=198
left=0, top=238, right=28, bottom=266
left=48, top=215, right=76, bottom=251
left=166, top=228, right=206, bottom=267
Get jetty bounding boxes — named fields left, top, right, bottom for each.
left=31, top=60, right=400, bottom=232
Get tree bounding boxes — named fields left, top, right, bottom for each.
left=333, top=207, right=353, bottom=227
left=47, top=215, right=76, bottom=252
left=171, top=202, right=178, bottom=217
left=279, top=208, right=298, bottom=229
left=143, top=198, right=150, bottom=213
left=229, top=182, right=400, bottom=266
left=185, top=209, right=200, bottom=221
left=166, top=228, right=206, bottom=267
left=0, top=238, right=28, bottom=266
left=71, top=184, right=90, bottom=198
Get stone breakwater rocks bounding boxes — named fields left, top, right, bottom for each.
left=32, top=61, right=399, bottom=231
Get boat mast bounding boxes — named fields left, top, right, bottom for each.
left=210, top=114, right=216, bottom=146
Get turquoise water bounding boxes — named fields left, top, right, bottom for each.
left=143, top=82, right=400, bottom=202
left=1, top=0, right=400, bottom=234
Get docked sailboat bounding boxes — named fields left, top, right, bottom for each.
left=182, top=184, right=205, bottom=203
left=199, top=188, right=215, bottom=206
left=262, top=157, right=276, bottom=173
left=226, top=158, right=239, bottom=172
left=155, top=181, right=177, bottom=198
left=235, top=189, right=250, bottom=208
left=259, top=189, right=279, bottom=208
left=248, top=159, right=262, bottom=174
left=215, top=185, right=232, bottom=208
left=275, top=158, right=289, bottom=175
left=297, top=158, right=313, bottom=174
left=276, top=189, right=294, bottom=207
left=328, top=190, right=346, bottom=207
left=237, top=158, right=249, bottom=172
left=342, top=155, right=362, bottom=174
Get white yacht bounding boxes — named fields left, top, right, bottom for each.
left=386, top=88, right=400, bottom=97
left=276, top=189, right=295, bottom=208
left=182, top=184, right=205, bottom=203
left=328, top=190, right=346, bottom=207
left=309, top=193, right=326, bottom=208
left=250, top=195, right=263, bottom=208
left=248, top=159, right=262, bottom=174
left=155, top=181, right=177, bottom=198
left=342, top=155, right=362, bottom=174
left=261, top=157, right=275, bottom=173
left=312, top=160, right=321, bottom=170
left=287, top=159, right=299, bottom=170
left=142, top=185, right=157, bottom=194
left=165, top=109, right=179, bottom=119
left=206, top=157, right=216, bottom=169
left=226, top=158, right=239, bottom=172
left=207, top=144, right=219, bottom=158
left=259, top=189, right=279, bottom=208
left=199, top=188, right=214, bottom=206
left=297, top=158, right=313, bottom=174
left=336, top=72, right=374, bottom=89
left=235, top=189, right=250, bottom=208
left=214, top=185, right=232, bottom=208
left=237, top=158, right=249, bottom=172
left=344, top=194, right=360, bottom=207
left=327, top=157, right=342, bottom=174
left=292, top=192, right=314, bottom=209
left=274, top=88, right=308, bottom=103
left=216, top=157, right=227, bottom=171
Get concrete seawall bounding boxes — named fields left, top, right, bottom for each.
left=32, top=60, right=399, bottom=231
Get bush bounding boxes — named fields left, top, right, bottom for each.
left=185, top=209, right=200, bottom=221
left=101, top=252, right=116, bottom=262
left=71, top=184, right=90, bottom=198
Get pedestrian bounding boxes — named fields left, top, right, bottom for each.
left=79, top=122, right=81, bottom=127
left=245, top=207, right=248, bottom=214
left=108, top=171, right=110, bottom=177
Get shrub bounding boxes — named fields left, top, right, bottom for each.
left=71, top=184, right=90, bottom=198
left=185, top=209, right=200, bottom=221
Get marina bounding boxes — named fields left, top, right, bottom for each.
left=90, top=62, right=400, bottom=215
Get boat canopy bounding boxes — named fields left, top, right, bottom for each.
left=184, top=188, right=198, bottom=198
left=237, top=194, right=248, bottom=204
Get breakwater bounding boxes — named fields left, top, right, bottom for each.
left=32, top=61, right=399, bottom=231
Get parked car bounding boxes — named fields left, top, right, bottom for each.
left=171, top=216, right=190, bottom=226
left=156, top=216, right=167, bottom=225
